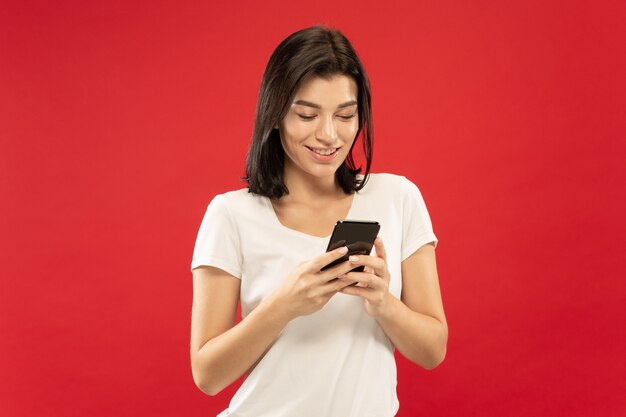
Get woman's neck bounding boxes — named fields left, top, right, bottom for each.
left=282, top=166, right=344, bottom=204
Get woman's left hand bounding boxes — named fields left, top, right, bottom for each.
left=339, top=236, right=393, bottom=318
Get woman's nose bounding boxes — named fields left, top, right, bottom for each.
left=315, top=115, right=338, bottom=144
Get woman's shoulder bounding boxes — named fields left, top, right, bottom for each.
left=365, top=172, right=407, bottom=183
left=207, top=186, right=264, bottom=211
left=361, top=172, right=414, bottom=193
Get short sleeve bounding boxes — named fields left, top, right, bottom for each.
left=400, top=176, right=438, bottom=261
left=190, top=194, right=243, bottom=278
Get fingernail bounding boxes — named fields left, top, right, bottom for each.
left=349, top=255, right=359, bottom=262
left=339, top=246, right=349, bottom=254
left=337, top=274, right=346, bottom=279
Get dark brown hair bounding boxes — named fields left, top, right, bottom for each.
left=244, top=26, right=373, bottom=198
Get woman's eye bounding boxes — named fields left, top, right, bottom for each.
left=296, top=113, right=356, bottom=121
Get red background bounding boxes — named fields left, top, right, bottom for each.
left=1, top=1, right=625, bottom=416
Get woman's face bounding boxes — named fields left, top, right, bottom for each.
left=277, top=74, right=359, bottom=182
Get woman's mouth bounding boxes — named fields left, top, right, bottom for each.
left=305, top=146, right=340, bottom=161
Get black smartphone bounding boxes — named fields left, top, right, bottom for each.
left=320, top=220, right=381, bottom=275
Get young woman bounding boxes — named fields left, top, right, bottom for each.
left=190, top=26, right=447, bottom=417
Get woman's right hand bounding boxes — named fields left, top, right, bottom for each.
left=267, top=246, right=357, bottom=320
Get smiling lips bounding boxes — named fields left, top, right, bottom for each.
left=305, top=146, right=340, bottom=161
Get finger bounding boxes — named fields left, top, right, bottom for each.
left=310, top=246, right=349, bottom=271
left=318, top=260, right=363, bottom=282
left=321, top=275, right=360, bottom=294
left=348, top=254, right=386, bottom=278
left=374, top=236, right=387, bottom=262
left=339, top=271, right=381, bottom=289
left=339, top=283, right=375, bottom=298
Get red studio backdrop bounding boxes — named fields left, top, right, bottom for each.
left=1, top=1, right=625, bottom=416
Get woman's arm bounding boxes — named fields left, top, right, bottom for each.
left=190, top=247, right=358, bottom=395
left=339, top=239, right=448, bottom=369
left=377, top=242, right=447, bottom=369
left=190, top=266, right=291, bottom=395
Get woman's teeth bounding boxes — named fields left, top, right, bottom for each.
left=308, top=147, right=337, bottom=156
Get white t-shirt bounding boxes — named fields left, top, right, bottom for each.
left=191, top=173, right=438, bottom=417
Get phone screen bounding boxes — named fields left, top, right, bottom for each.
left=320, top=220, right=380, bottom=272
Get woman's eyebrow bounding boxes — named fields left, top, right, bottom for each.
left=292, top=99, right=358, bottom=109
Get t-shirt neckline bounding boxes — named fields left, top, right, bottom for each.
left=263, top=191, right=358, bottom=241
